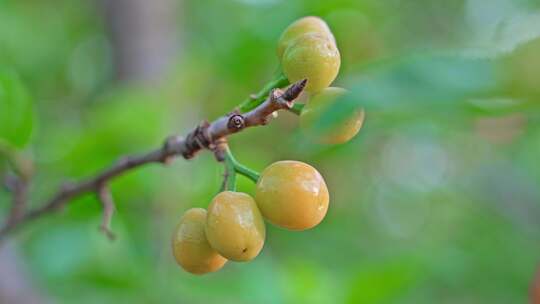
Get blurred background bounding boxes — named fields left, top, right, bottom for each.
left=1, top=0, right=540, bottom=303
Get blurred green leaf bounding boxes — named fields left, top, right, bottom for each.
left=348, top=55, right=500, bottom=113
left=347, top=259, right=425, bottom=304
left=304, top=91, right=363, bottom=139
left=306, top=55, right=503, bottom=140
left=0, top=69, right=33, bottom=148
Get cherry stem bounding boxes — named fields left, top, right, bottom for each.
left=223, top=147, right=260, bottom=185
left=224, top=154, right=237, bottom=192
left=234, top=162, right=260, bottom=183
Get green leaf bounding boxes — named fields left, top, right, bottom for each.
left=0, top=70, right=34, bottom=148
left=305, top=55, right=517, bottom=138
left=347, top=54, right=500, bottom=113
left=346, top=259, right=425, bottom=304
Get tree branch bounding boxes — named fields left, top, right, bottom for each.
left=97, top=184, right=116, bottom=240
left=0, top=79, right=307, bottom=240
left=3, top=175, right=28, bottom=227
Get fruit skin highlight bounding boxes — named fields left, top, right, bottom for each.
left=282, top=33, right=341, bottom=93
left=171, top=208, right=227, bottom=275
left=205, top=191, right=266, bottom=262
left=255, top=161, right=329, bottom=231
left=300, top=87, right=365, bottom=144
left=277, top=16, right=335, bottom=59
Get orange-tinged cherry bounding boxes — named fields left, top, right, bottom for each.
left=300, top=87, right=365, bottom=144
left=171, top=208, right=227, bottom=274
left=205, top=191, right=266, bottom=262
left=282, top=33, right=341, bottom=93
left=277, top=16, right=335, bottom=59
left=255, top=160, right=329, bottom=230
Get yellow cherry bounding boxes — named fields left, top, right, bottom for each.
left=171, top=208, right=227, bottom=275
left=205, top=191, right=266, bottom=262
left=300, top=87, right=365, bottom=144
left=282, top=33, right=341, bottom=93
left=255, top=161, right=329, bottom=231
left=277, top=16, right=335, bottom=59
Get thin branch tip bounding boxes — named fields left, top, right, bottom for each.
left=283, top=78, right=308, bottom=102
left=99, top=226, right=116, bottom=241
left=97, top=184, right=116, bottom=241
left=0, top=74, right=302, bottom=241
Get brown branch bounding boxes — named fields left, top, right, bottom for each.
left=3, top=175, right=28, bottom=227
left=97, top=184, right=116, bottom=240
left=207, top=78, right=307, bottom=137
left=3, top=174, right=17, bottom=192
left=0, top=79, right=307, bottom=240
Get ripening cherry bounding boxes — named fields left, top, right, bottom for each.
left=299, top=87, right=365, bottom=144
left=282, top=33, right=341, bottom=93
left=255, top=161, right=329, bottom=231
left=277, top=16, right=335, bottom=59
left=171, top=208, right=227, bottom=275
left=205, top=191, right=266, bottom=262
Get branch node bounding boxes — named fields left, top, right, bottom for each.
left=227, top=114, right=245, bottom=131
left=183, top=121, right=213, bottom=159
left=270, top=88, right=282, bottom=100
left=212, top=138, right=228, bottom=162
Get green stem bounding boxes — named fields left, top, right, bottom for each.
left=224, top=147, right=260, bottom=184
left=238, top=73, right=290, bottom=113
left=290, top=103, right=305, bottom=115
left=224, top=153, right=237, bottom=192
left=234, top=163, right=260, bottom=183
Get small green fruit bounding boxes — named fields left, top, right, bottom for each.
left=300, top=87, right=364, bottom=144
left=277, top=16, right=335, bottom=59
left=282, top=33, right=341, bottom=93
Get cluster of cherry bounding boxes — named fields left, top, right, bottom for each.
left=172, top=16, right=365, bottom=274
